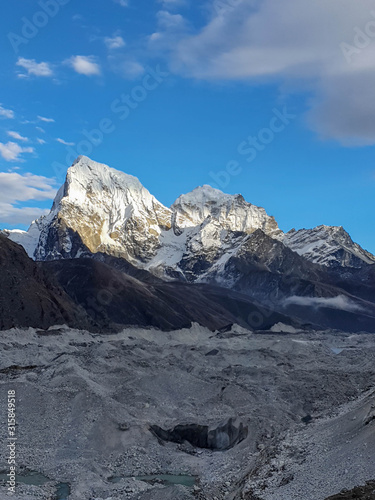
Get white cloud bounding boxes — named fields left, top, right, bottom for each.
left=105, top=35, right=126, bottom=49
left=0, top=172, right=56, bottom=201
left=149, top=8, right=188, bottom=48
left=108, top=55, right=145, bottom=79
left=283, top=295, right=365, bottom=313
left=56, top=138, right=75, bottom=146
left=7, top=131, right=28, bottom=142
left=149, top=32, right=163, bottom=42
left=0, top=204, right=50, bottom=225
left=0, top=172, right=57, bottom=225
left=16, top=57, right=53, bottom=77
left=121, top=61, right=145, bottom=79
left=157, top=10, right=186, bottom=30
left=36, top=126, right=45, bottom=133
left=38, top=116, right=55, bottom=123
left=114, top=0, right=129, bottom=6
left=0, top=104, right=14, bottom=119
left=0, top=142, right=34, bottom=162
left=67, top=55, right=101, bottom=76
left=172, top=0, right=375, bottom=145
left=37, top=138, right=46, bottom=145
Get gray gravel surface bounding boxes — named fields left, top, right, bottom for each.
left=0, top=324, right=374, bottom=499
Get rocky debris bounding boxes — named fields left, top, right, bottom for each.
left=240, top=386, right=375, bottom=500
left=324, top=481, right=375, bottom=499
left=0, top=326, right=375, bottom=499
left=0, top=365, right=38, bottom=375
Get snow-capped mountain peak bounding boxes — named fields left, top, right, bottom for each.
left=6, top=156, right=173, bottom=262
left=284, top=224, right=375, bottom=268
left=172, top=184, right=282, bottom=237
left=3, top=156, right=374, bottom=282
left=65, top=156, right=147, bottom=204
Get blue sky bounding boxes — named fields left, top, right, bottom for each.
left=0, top=0, right=374, bottom=253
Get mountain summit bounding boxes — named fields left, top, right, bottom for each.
left=5, top=156, right=285, bottom=270
left=4, top=156, right=374, bottom=279
left=2, top=156, right=375, bottom=333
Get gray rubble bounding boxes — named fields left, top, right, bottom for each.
left=0, top=324, right=374, bottom=499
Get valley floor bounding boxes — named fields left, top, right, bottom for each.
left=0, top=324, right=374, bottom=499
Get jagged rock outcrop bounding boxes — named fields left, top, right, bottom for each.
left=171, top=184, right=282, bottom=236
left=284, top=225, right=375, bottom=269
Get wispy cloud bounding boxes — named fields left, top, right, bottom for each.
left=113, top=0, right=129, bottom=6
left=37, top=116, right=55, bottom=123
left=108, top=54, right=145, bottom=79
left=7, top=131, right=28, bottom=142
left=16, top=57, right=53, bottom=77
left=36, top=126, right=45, bottom=133
left=121, top=61, right=144, bottom=79
left=284, top=295, right=365, bottom=313
left=0, top=172, right=57, bottom=225
left=0, top=142, right=34, bottom=162
left=66, top=55, right=101, bottom=76
left=0, top=104, right=14, bottom=119
left=157, top=10, right=186, bottom=30
left=37, top=138, right=46, bottom=145
left=0, top=204, right=50, bottom=225
left=104, top=35, right=126, bottom=49
left=149, top=8, right=188, bottom=47
left=172, top=0, right=375, bottom=145
left=56, top=138, right=75, bottom=146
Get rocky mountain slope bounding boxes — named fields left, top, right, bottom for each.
left=42, top=257, right=300, bottom=332
left=0, top=233, right=303, bottom=332
left=2, top=155, right=375, bottom=333
left=0, top=235, right=92, bottom=331
left=285, top=225, right=375, bottom=269
left=6, top=156, right=373, bottom=275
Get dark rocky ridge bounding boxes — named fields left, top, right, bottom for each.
left=2, top=232, right=374, bottom=333
left=0, top=235, right=92, bottom=331
left=325, top=482, right=375, bottom=499
left=41, top=258, right=302, bottom=332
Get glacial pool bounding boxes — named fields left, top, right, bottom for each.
left=109, top=473, right=197, bottom=488
left=0, top=470, right=70, bottom=499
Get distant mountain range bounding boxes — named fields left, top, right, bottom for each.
left=2, top=155, right=375, bottom=333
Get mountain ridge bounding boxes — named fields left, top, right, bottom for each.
left=4, top=156, right=373, bottom=276
left=1, top=155, right=374, bottom=333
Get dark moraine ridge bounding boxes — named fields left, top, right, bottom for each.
left=0, top=235, right=92, bottom=331
left=325, top=481, right=375, bottom=500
